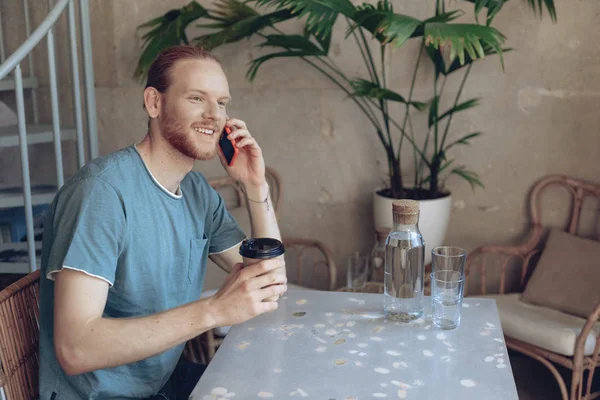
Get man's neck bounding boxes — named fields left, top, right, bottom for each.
left=135, top=132, right=194, bottom=195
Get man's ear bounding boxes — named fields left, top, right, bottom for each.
left=143, top=87, right=161, bottom=118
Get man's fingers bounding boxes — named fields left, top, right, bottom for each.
left=235, top=137, right=258, bottom=149
left=226, top=128, right=250, bottom=141
left=226, top=118, right=247, bottom=130
left=259, top=284, right=287, bottom=302
left=252, top=271, right=287, bottom=290
left=241, top=259, right=285, bottom=279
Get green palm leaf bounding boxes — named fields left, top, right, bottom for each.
left=446, top=44, right=512, bottom=74
left=303, top=21, right=333, bottom=54
left=437, top=98, right=480, bottom=123
left=194, top=9, right=294, bottom=50
left=347, top=5, right=422, bottom=47
left=527, top=0, right=557, bottom=21
left=425, top=46, right=447, bottom=77
left=253, top=0, right=356, bottom=42
left=412, top=10, right=464, bottom=38
left=346, top=1, right=421, bottom=47
left=424, top=23, right=506, bottom=69
left=259, top=34, right=326, bottom=53
left=472, top=0, right=506, bottom=25
left=427, top=43, right=512, bottom=77
left=206, top=0, right=260, bottom=27
left=247, top=50, right=319, bottom=81
left=445, top=132, right=483, bottom=151
left=134, top=2, right=209, bottom=82
left=423, top=10, right=465, bottom=24
left=450, top=166, right=484, bottom=190
left=465, top=0, right=556, bottom=23
left=350, top=79, right=427, bottom=110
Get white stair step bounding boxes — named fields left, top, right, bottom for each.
left=0, top=76, right=39, bottom=92
left=0, top=124, right=77, bottom=148
left=0, top=185, right=57, bottom=208
left=0, top=241, right=42, bottom=274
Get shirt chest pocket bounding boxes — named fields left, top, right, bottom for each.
left=187, top=236, right=208, bottom=285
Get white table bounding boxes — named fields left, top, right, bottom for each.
left=190, top=289, right=518, bottom=400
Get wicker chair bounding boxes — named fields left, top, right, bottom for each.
left=184, top=166, right=337, bottom=362
left=466, top=175, right=600, bottom=400
left=0, top=270, right=40, bottom=400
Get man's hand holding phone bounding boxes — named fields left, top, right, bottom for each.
left=217, top=118, right=266, bottom=189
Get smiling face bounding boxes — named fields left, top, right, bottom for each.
left=155, top=58, right=231, bottom=160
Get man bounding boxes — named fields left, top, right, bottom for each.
left=38, top=45, right=287, bottom=399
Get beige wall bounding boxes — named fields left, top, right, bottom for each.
left=3, top=0, right=599, bottom=288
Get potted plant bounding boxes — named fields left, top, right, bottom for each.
left=134, top=0, right=556, bottom=262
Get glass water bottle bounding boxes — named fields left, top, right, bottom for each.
left=384, top=200, right=425, bottom=321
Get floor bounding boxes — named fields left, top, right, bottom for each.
left=510, top=350, right=599, bottom=400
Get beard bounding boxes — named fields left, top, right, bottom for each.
left=159, top=109, right=217, bottom=161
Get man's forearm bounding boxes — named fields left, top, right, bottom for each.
left=57, top=298, right=216, bottom=375
left=243, top=183, right=281, bottom=240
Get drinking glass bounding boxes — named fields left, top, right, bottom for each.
left=347, top=252, right=369, bottom=289
left=431, top=270, right=465, bottom=330
left=431, top=246, right=467, bottom=275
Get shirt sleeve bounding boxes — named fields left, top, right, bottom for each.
left=208, top=188, right=246, bottom=255
left=45, top=177, right=126, bottom=286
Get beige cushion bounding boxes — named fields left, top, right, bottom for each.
left=521, top=229, right=600, bottom=319
left=480, top=293, right=599, bottom=356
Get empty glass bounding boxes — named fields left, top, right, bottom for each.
left=431, top=270, right=465, bottom=330
left=347, top=252, right=369, bottom=289
left=431, top=246, right=467, bottom=275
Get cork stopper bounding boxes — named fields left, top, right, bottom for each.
left=392, top=200, right=420, bottom=224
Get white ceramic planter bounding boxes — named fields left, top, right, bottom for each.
left=373, top=191, right=453, bottom=265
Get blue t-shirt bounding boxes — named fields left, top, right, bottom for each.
left=38, top=146, right=246, bottom=399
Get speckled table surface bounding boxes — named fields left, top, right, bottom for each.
left=189, top=289, right=518, bottom=400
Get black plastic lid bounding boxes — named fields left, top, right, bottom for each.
left=239, top=238, right=285, bottom=259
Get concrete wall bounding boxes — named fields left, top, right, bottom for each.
left=2, top=0, right=599, bottom=289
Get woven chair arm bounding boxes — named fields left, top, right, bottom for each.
left=465, top=242, right=541, bottom=296
left=573, top=300, right=600, bottom=366
left=281, top=236, right=337, bottom=291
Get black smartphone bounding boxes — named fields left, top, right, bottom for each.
left=219, top=126, right=238, bottom=166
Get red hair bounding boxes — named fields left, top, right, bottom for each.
left=145, top=45, right=223, bottom=93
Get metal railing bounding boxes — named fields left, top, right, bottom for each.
left=0, top=0, right=99, bottom=273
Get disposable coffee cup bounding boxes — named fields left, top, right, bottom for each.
left=239, top=238, right=285, bottom=301
left=239, top=237, right=285, bottom=266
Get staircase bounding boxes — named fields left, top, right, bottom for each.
left=0, top=0, right=98, bottom=275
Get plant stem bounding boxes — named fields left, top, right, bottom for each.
left=386, top=116, right=430, bottom=168
left=306, top=57, right=388, bottom=146
left=433, top=74, right=439, bottom=160
left=315, top=56, right=383, bottom=129
left=399, top=42, right=424, bottom=189
left=359, top=28, right=381, bottom=87
left=429, top=67, right=441, bottom=195
left=440, top=63, right=472, bottom=152
left=380, top=46, right=392, bottom=152
left=261, top=30, right=388, bottom=147
left=416, top=73, right=445, bottom=187
left=347, top=18, right=377, bottom=84
left=417, top=126, right=431, bottom=187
